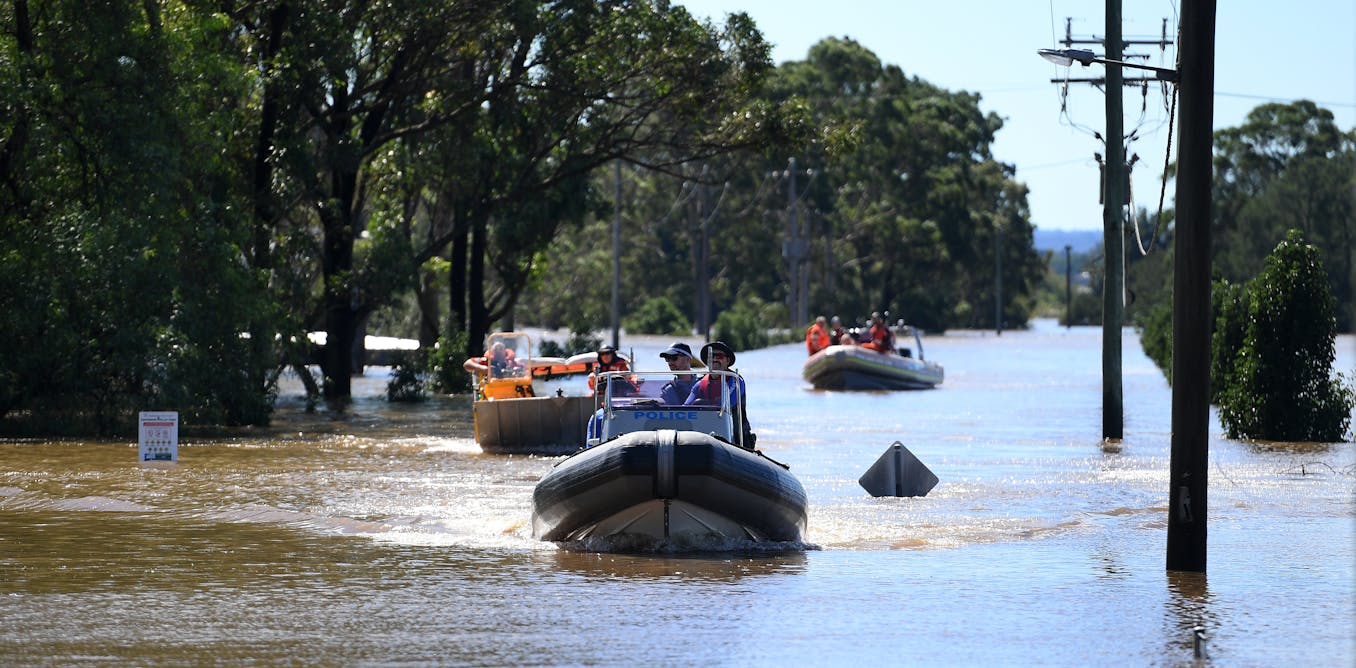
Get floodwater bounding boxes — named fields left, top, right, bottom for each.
left=2, top=321, right=1352, bottom=666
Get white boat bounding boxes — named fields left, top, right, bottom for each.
left=531, top=369, right=807, bottom=547
left=803, top=326, right=943, bottom=390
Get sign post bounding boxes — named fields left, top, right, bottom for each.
left=138, top=411, right=179, bottom=463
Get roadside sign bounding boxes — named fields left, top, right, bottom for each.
left=138, top=411, right=179, bottom=462
left=859, top=441, right=937, bottom=497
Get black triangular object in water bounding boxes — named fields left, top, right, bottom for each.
left=859, top=441, right=938, bottom=497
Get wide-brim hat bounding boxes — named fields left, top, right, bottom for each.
left=700, top=341, right=735, bottom=366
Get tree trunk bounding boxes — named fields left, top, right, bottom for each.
left=466, top=212, right=489, bottom=356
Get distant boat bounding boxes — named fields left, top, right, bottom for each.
left=531, top=369, right=807, bottom=547
left=469, top=333, right=599, bottom=455
left=803, top=325, right=943, bottom=391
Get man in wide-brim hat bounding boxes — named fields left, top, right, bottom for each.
left=685, top=341, right=755, bottom=448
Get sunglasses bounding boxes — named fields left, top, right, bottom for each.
left=661, top=354, right=680, bottom=361
left=710, top=353, right=730, bottom=361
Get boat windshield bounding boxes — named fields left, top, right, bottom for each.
left=484, top=332, right=531, bottom=380
left=590, top=369, right=740, bottom=446
left=594, top=370, right=737, bottom=410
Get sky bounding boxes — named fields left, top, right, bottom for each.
left=675, top=1, right=1356, bottom=232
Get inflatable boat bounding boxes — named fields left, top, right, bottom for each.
left=803, top=326, right=943, bottom=390
left=531, top=369, right=807, bottom=545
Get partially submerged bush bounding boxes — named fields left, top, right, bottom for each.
left=386, top=352, right=427, bottom=403
left=1216, top=230, right=1354, bottom=441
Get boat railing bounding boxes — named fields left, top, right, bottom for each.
left=589, top=370, right=739, bottom=446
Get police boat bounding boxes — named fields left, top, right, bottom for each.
left=531, top=369, right=807, bottom=546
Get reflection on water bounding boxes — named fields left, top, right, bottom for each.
left=1, top=323, right=1351, bottom=665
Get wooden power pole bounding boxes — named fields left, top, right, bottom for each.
left=1167, top=0, right=1215, bottom=574
left=1102, top=0, right=1125, bottom=441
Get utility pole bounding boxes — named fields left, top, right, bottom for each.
left=994, top=223, right=1003, bottom=335
left=1167, top=0, right=1215, bottom=574
left=1102, top=0, right=1125, bottom=441
left=1048, top=9, right=1172, bottom=439
left=611, top=160, right=621, bottom=349
left=783, top=157, right=806, bottom=328
left=1065, top=245, right=1073, bottom=328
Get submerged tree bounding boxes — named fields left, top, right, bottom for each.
left=1216, top=230, right=1354, bottom=442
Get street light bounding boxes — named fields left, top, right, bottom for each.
left=1038, top=48, right=1179, bottom=82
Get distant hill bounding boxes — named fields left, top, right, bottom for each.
left=1033, top=229, right=1102, bottom=254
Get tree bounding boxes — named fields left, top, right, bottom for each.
left=0, top=1, right=275, bottom=432
left=403, top=2, right=807, bottom=362
left=764, top=38, right=1044, bottom=331
left=1217, top=230, right=1354, bottom=442
left=1212, top=101, right=1354, bottom=331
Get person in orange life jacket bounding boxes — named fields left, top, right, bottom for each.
left=805, top=315, right=830, bottom=355
left=683, top=341, right=755, bottom=447
left=587, top=344, right=635, bottom=395
left=828, top=315, right=847, bottom=346
left=462, top=341, right=522, bottom=379
left=862, top=311, right=895, bottom=354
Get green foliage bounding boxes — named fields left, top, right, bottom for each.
left=566, top=331, right=605, bottom=357
left=386, top=352, right=427, bottom=403
left=1209, top=280, right=1249, bottom=403
left=534, top=331, right=603, bottom=358
left=1216, top=231, right=1354, bottom=441
left=1139, top=300, right=1173, bottom=384
left=1211, top=101, right=1354, bottom=332
left=429, top=330, right=471, bottom=396
left=0, top=2, right=276, bottom=434
left=714, top=298, right=771, bottom=352
left=623, top=297, right=691, bottom=335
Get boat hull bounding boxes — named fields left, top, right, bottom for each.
left=803, top=345, right=943, bottom=390
left=474, top=395, right=596, bottom=455
left=532, top=430, right=807, bottom=543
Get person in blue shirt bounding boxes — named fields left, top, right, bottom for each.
left=659, top=342, right=699, bottom=405
left=684, top=341, right=755, bottom=448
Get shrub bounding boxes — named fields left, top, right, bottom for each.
left=386, top=352, right=427, bottom=402
left=623, top=296, right=691, bottom=335
left=1217, top=230, right=1354, bottom=441
left=538, top=330, right=603, bottom=357
left=429, top=330, right=471, bottom=395
left=714, top=303, right=768, bottom=352
left=1139, top=300, right=1173, bottom=383
left=1209, top=279, right=1248, bottom=403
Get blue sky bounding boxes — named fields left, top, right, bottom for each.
left=676, top=1, right=1356, bottom=232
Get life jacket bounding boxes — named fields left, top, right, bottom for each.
left=695, top=374, right=724, bottom=404
left=697, top=374, right=755, bottom=448
left=805, top=323, right=829, bottom=355
left=588, top=356, right=632, bottom=392
left=864, top=322, right=893, bottom=353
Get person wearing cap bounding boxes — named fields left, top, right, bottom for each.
left=658, top=342, right=699, bottom=404
left=684, top=341, right=755, bottom=447
left=805, top=315, right=830, bottom=356
left=586, top=344, right=632, bottom=392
